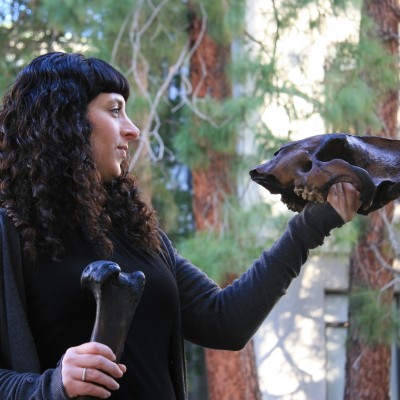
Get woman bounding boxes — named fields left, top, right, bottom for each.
left=0, top=52, right=360, bottom=399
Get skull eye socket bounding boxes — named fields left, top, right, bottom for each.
left=300, top=159, right=313, bottom=172
left=315, top=137, right=355, bottom=164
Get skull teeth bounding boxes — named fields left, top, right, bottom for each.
left=294, top=186, right=324, bottom=203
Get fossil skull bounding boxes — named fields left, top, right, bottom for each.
left=249, top=133, right=400, bottom=215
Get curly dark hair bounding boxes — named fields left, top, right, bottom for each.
left=0, top=52, right=161, bottom=263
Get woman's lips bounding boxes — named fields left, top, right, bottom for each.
left=117, top=146, right=128, bottom=159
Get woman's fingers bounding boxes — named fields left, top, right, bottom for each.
left=75, top=342, right=116, bottom=360
left=78, top=367, right=120, bottom=398
left=118, top=363, right=127, bottom=373
left=63, top=366, right=117, bottom=399
left=327, top=182, right=361, bottom=223
left=61, top=342, right=126, bottom=398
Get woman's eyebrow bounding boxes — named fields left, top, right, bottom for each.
left=106, top=96, right=125, bottom=106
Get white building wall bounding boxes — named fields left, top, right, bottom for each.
left=254, top=252, right=349, bottom=400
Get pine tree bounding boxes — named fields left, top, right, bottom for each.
left=322, top=1, right=400, bottom=398
left=183, top=2, right=262, bottom=398
left=344, top=2, right=400, bottom=399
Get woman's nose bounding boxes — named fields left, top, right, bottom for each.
left=122, top=117, right=140, bottom=141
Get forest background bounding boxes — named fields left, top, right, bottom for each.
left=1, top=0, right=399, bottom=399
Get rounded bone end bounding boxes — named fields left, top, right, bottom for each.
left=81, top=260, right=121, bottom=288
left=123, top=270, right=146, bottom=294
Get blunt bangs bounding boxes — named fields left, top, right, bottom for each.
left=87, top=58, right=130, bottom=102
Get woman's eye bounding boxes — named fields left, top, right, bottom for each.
left=111, top=107, right=121, bottom=116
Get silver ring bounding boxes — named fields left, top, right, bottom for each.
left=81, top=367, right=87, bottom=382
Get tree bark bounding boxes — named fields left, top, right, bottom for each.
left=188, top=5, right=262, bottom=400
left=345, top=207, right=395, bottom=400
left=205, top=340, right=262, bottom=400
left=188, top=4, right=234, bottom=232
left=344, top=1, right=399, bottom=399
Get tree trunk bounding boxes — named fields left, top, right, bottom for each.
left=205, top=340, right=261, bottom=400
left=345, top=206, right=395, bottom=400
left=188, top=5, right=262, bottom=400
left=191, top=151, right=233, bottom=231
left=344, top=1, right=399, bottom=399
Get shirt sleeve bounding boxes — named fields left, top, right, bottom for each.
left=163, top=201, right=343, bottom=350
left=0, top=364, right=69, bottom=400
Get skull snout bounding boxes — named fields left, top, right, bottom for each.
left=250, top=151, right=315, bottom=187
left=249, top=163, right=284, bottom=191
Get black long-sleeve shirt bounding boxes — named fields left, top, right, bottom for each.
left=0, top=202, right=342, bottom=399
left=24, top=229, right=178, bottom=399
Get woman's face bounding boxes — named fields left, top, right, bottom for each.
left=87, top=92, right=139, bottom=181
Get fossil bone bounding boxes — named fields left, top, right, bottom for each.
left=249, top=133, right=400, bottom=215
left=77, top=260, right=145, bottom=400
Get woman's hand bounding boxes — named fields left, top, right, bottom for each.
left=61, top=342, right=126, bottom=399
left=327, top=182, right=361, bottom=223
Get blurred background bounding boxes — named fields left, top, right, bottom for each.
left=1, top=0, right=400, bottom=399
